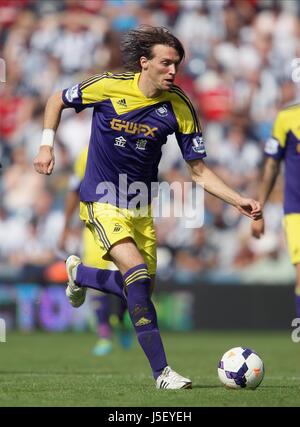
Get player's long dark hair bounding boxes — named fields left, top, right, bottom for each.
left=120, top=26, right=185, bottom=72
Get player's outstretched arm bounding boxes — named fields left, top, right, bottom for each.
left=187, top=158, right=262, bottom=220
left=33, top=91, right=67, bottom=175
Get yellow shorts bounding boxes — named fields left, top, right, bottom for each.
left=283, top=214, right=300, bottom=264
left=83, top=226, right=116, bottom=270
left=80, top=202, right=157, bottom=275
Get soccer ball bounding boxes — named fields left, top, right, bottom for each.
left=218, top=347, right=264, bottom=389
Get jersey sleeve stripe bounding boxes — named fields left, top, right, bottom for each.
left=80, top=73, right=110, bottom=90
left=80, top=73, right=134, bottom=91
left=170, top=87, right=200, bottom=133
left=112, top=72, right=135, bottom=77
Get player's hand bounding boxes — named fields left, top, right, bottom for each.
left=33, top=146, right=55, bottom=175
left=236, top=198, right=262, bottom=220
left=251, top=217, right=265, bottom=239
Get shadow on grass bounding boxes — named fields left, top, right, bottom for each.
left=192, top=384, right=221, bottom=389
left=259, top=385, right=300, bottom=389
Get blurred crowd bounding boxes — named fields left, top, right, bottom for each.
left=0, top=0, right=298, bottom=286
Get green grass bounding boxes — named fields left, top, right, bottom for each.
left=0, top=330, right=299, bottom=407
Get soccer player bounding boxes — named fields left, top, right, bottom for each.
left=251, top=104, right=300, bottom=318
left=59, top=145, right=132, bottom=356
left=34, top=26, right=261, bottom=389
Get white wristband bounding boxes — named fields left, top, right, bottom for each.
left=41, top=129, right=55, bottom=147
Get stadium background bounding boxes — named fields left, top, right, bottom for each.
left=0, top=0, right=299, bottom=333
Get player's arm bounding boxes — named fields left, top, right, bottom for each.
left=33, top=91, right=67, bottom=175
left=256, top=157, right=280, bottom=207
left=251, top=157, right=281, bottom=238
left=172, top=88, right=260, bottom=219
left=34, top=74, right=108, bottom=176
left=251, top=111, right=285, bottom=238
left=187, top=158, right=262, bottom=220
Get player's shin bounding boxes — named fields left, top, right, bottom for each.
left=76, top=264, right=125, bottom=299
left=123, top=264, right=167, bottom=379
left=91, top=294, right=112, bottom=339
left=117, top=297, right=128, bottom=323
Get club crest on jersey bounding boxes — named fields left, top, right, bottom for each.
left=155, top=104, right=168, bottom=117
left=136, top=139, right=147, bottom=150
left=65, top=84, right=79, bottom=102
left=192, top=135, right=205, bottom=154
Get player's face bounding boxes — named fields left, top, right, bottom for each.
left=140, top=44, right=181, bottom=92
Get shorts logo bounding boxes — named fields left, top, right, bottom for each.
left=113, top=223, right=123, bottom=233
left=65, top=84, right=79, bottom=102
left=155, top=104, right=168, bottom=117
left=110, top=118, right=158, bottom=137
left=192, top=135, right=206, bottom=154
left=265, top=137, right=279, bottom=155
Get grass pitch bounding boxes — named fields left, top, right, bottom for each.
left=0, top=330, right=299, bottom=407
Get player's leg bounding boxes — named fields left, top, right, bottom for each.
left=65, top=203, right=130, bottom=305
left=110, top=240, right=191, bottom=388
left=66, top=203, right=191, bottom=388
left=66, top=254, right=125, bottom=301
left=115, top=296, right=133, bottom=349
left=109, top=237, right=168, bottom=377
left=284, top=214, right=300, bottom=318
left=82, top=227, right=115, bottom=355
left=90, top=291, right=113, bottom=355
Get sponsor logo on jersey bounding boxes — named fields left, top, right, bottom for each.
left=265, top=137, right=279, bottom=155
left=114, top=136, right=127, bottom=148
left=110, top=118, right=158, bottom=137
left=192, top=135, right=206, bottom=154
left=155, top=104, right=168, bottom=117
left=136, top=139, right=148, bottom=150
left=117, top=98, right=127, bottom=107
left=65, top=84, right=79, bottom=102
